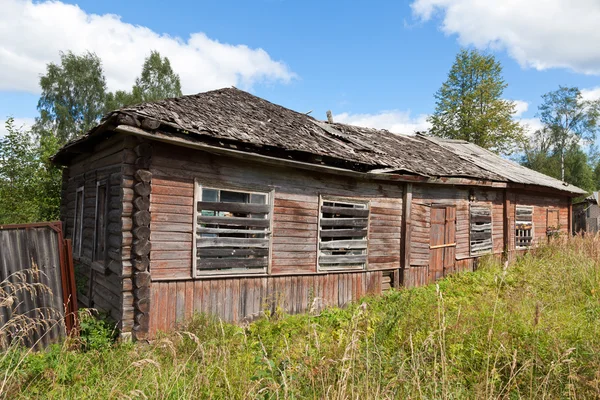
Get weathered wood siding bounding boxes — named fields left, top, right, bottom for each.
left=508, top=191, right=570, bottom=248
left=148, top=144, right=404, bottom=280
left=149, top=271, right=384, bottom=334
left=60, top=135, right=133, bottom=331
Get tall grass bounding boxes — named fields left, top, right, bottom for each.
left=2, top=235, right=600, bottom=399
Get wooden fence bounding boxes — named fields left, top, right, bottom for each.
left=0, top=222, right=77, bottom=348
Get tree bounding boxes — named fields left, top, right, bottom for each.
left=522, top=128, right=596, bottom=192
left=538, top=86, right=600, bottom=181
left=36, top=51, right=108, bottom=145
left=132, top=51, right=182, bottom=103
left=428, top=49, right=524, bottom=154
left=104, top=51, right=183, bottom=111
left=0, top=119, right=61, bottom=223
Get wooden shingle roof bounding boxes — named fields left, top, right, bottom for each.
left=55, top=87, right=585, bottom=195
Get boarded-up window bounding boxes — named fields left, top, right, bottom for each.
left=515, top=205, right=534, bottom=249
left=470, top=205, right=492, bottom=256
left=547, top=209, right=560, bottom=235
left=318, top=198, right=369, bottom=271
left=94, top=181, right=108, bottom=262
left=194, top=183, right=272, bottom=276
left=74, top=186, right=84, bottom=258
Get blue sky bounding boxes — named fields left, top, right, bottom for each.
left=2, top=0, right=600, bottom=140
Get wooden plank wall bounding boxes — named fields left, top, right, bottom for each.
left=60, top=135, right=132, bottom=330
left=510, top=192, right=570, bottom=247
left=148, top=144, right=404, bottom=280
left=406, top=185, right=505, bottom=287
left=148, top=270, right=383, bottom=335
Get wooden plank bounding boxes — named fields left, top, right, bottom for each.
left=320, top=206, right=369, bottom=217
left=197, top=227, right=268, bottom=235
left=196, top=257, right=268, bottom=269
left=150, top=232, right=193, bottom=242
left=153, top=222, right=193, bottom=233
left=153, top=194, right=194, bottom=206
left=197, top=201, right=270, bottom=214
left=152, top=250, right=192, bottom=260
left=319, top=255, right=367, bottom=264
left=151, top=213, right=193, bottom=224
left=319, top=228, right=368, bottom=238
left=320, top=218, right=369, bottom=228
left=196, top=237, right=269, bottom=248
left=319, top=240, right=367, bottom=250
left=198, top=216, right=270, bottom=228
left=151, top=241, right=192, bottom=251
left=197, top=248, right=269, bottom=257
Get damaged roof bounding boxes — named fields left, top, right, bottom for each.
left=426, top=136, right=586, bottom=196
left=54, top=87, right=585, bottom=195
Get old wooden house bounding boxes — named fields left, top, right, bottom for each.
left=52, top=88, right=585, bottom=340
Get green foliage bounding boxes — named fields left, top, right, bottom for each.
left=522, top=139, right=596, bottom=192
left=428, top=49, right=524, bottom=154
left=0, top=118, right=61, bottom=223
left=3, top=237, right=600, bottom=398
left=132, top=51, right=182, bottom=103
left=538, top=86, right=600, bottom=181
left=104, top=51, right=182, bottom=111
left=77, top=310, right=118, bottom=351
left=36, top=51, right=108, bottom=145
left=0, top=50, right=183, bottom=225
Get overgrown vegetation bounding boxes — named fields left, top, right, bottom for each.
left=1, top=236, right=600, bottom=398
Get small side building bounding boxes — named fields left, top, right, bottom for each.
left=52, top=88, right=585, bottom=340
left=573, top=192, right=600, bottom=233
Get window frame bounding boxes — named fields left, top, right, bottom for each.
left=93, top=180, right=109, bottom=262
left=515, top=205, right=534, bottom=250
left=317, top=195, right=370, bottom=272
left=74, top=186, right=84, bottom=258
left=469, top=204, right=493, bottom=256
left=192, top=180, right=274, bottom=278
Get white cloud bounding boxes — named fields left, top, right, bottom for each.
left=333, top=110, right=430, bottom=134
left=0, top=117, right=35, bottom=138
left=411, top=0, right=600, bottom=75
left=513, top=100, right=529, bottom=117
left=0, top=0, right=295, bottom=94
left=581, top=86, right=600, bottom=101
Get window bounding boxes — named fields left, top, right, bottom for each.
left=318, top=197, right=369, bottom=271
left=515, top=205, right=534, bottom=249
left=470, top=205, right=492, bottom=256
left=94, top=181, right=108, bottom=261
left=194, top=183, right=272, bottom=276
left=74, top=186, right=84, bottom=257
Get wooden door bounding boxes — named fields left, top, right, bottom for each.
left=547, top=209, right=560, bottom=240
left=429, top=206, right=456, bottom=282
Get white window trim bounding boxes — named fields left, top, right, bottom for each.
left=93, top=180, right=108, bottom=262
left=74, top=186, right=84, bottom=258
left=192, top=179, right=274, bottom=278
left=515, top=205, right=534, bottom=250
left=469, top=204, right=493, bottom=257
left=317, top=195, right=370, bottom=272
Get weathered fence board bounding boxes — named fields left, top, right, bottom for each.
left=0, top=222, right=77, bottom=348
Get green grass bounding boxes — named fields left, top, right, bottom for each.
left=2, top=236, right=600, bottom=399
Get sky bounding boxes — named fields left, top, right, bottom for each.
left=1, top=0, right=600, bottom=141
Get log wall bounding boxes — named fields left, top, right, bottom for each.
left=59, top=134, right=573, bottom=338
left=148, top=144, right=404, bottom=280
left=60, top=135, right=133, bottom=331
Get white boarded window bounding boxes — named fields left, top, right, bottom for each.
left=515, top=205, right=534, bottom=249
left=74, top=186, right=84, bottom=258
left=193, top=182, right=272, bottom=276
left=470, top=205, right=493, bottom=256
left=318, top=197, right=369, bottom=271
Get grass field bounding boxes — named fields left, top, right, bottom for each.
left=2, top=236, right=600, bottom=399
